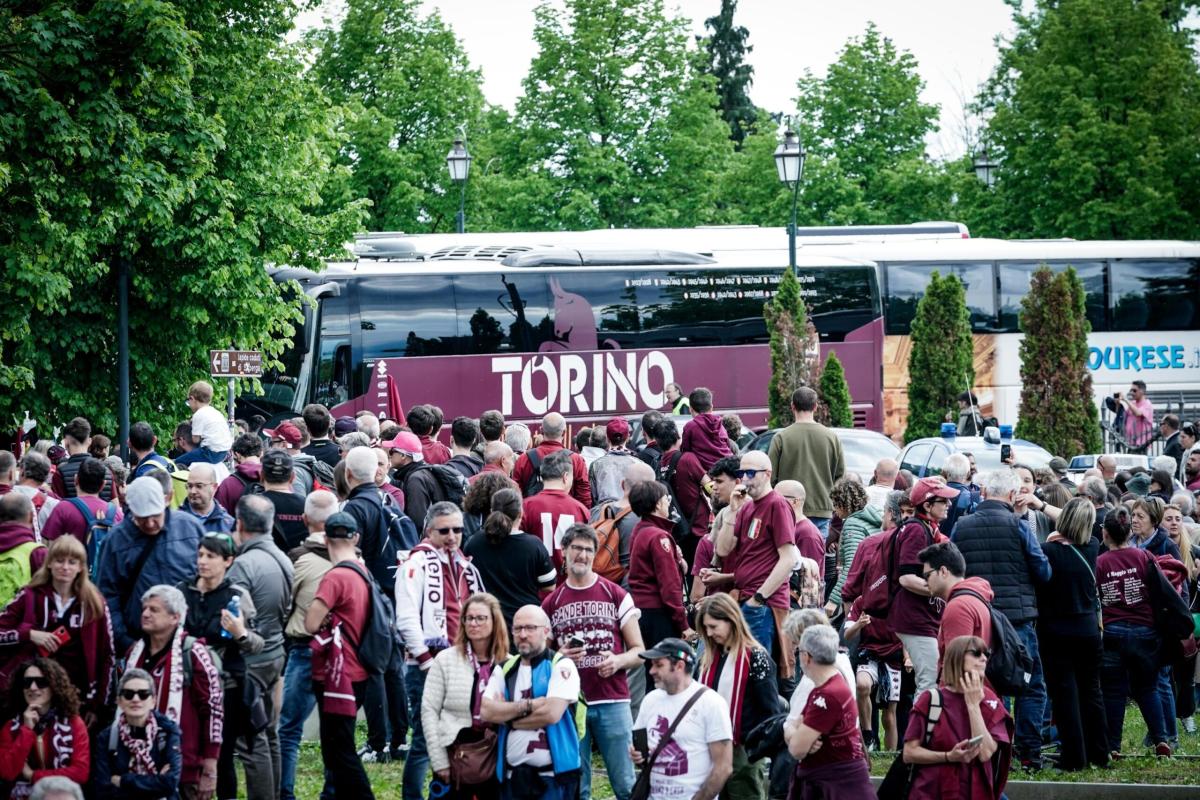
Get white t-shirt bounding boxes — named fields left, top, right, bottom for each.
left=191, top=404, right=233, bottom=452
left=485, top=655, right=581, bottom=770
left=865, top=483, right=892, bottom=510
left=788, top=653, right=857, bottom=727
left=632, top=682, right=732, bottom=800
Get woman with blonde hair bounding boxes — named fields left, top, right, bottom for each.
left=696, top=593, right=779, bottom=800
left=422, top=592, right=509, bottom=799
left=0, top=536, right=113, bottom=725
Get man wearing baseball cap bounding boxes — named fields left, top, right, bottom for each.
left=888, top=476, right=958, bottom=694
left=631, top=637, right=733, bottom=800
left=1047, top=456, right=1074, bottom=488
left=263, top=421, right=325, bottom=495
left=383, top=431, right=444, bottom=536
left=588, top=417, right=638, bottom=507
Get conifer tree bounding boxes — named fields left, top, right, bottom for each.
left=765, top=269, right=820, bottom=428
left=703, top=0, right=756, bottom=146
left=905, top=272, right=974, bottom=443
left=1015, top=266, right=1102, bottom=455
left=820, top=351, right=853, bottom=428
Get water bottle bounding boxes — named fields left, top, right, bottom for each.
left=221, top=595, right=241, bottom=639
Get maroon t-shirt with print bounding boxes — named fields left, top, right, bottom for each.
left=731, top=491, right=795, bottom=608
left=800, top=672, right=864, bottom=768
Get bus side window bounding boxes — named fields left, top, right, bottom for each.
left=885, top=262, right=996, bottom=334
left=1110, top=259, right=1200, bottom=331
left=453, top=274, right=553, bottom=354
left=998, top=261, right=1107, bottom=332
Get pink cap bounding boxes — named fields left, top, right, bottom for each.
left=911, top=476, right=960, bottom=507
left=381, top=431, right=423, bottom=461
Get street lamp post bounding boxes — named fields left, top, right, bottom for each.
left=774, top=128, right=806, bottom=270
left=973, top=148, right=999, bottom=188
left=446, top=137, right=472, bottom=233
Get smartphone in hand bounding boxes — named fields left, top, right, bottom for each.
left=632, top=728, right=650, bottom=758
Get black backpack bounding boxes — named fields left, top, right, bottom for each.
left=658, top=451, right=698, bottom=545
left=333, top=560, right=396, bottom=674
left=233, top=471, right=266, bottom=497
left=953, top=587, right=1034, bottom=696
left=416, top=463, right=469, bottom=509
left=522, top=450, right=545, bottom=498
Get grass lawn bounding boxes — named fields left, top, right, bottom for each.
left=291, top=705, right=1199, bottom=798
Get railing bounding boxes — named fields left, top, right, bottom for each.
left=1099, top=389, right=1200, bottom=456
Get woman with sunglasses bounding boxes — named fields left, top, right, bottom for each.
left=0, top=659, right=89, bottom=796
left=902, top=635, right=1013, bottom=800
left=0, top=536, right=113, bottom=727
left=95, top=668, right=182, bottom=800
left=421, top=592, right=509, bottom=799
left=176, top=533, right=264, bottom=800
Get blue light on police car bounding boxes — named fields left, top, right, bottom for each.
left=940, top=423, right=957, bottom=438
left=999, top=424, right=1013, bottom=440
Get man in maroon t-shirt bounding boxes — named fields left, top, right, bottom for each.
left=715, top=451, right=799, bottom=663
left=305, top=512, right=374, bottom=798
left=542, top=523, right=644, bottom=800
left=40, top=456, right=122, bottom=544
left=512, top=412, right=592, bottom=506
left=523, top=450, right=590, bottom=573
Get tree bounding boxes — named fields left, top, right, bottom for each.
left=794, top=23, right=943, bottom=224
left=978, top=0, right=1200, bottom=238
left=0, top=1, right=364, bottom=434
left=310, top=0, right=486, bottom=232
left=765, top=269, right=821, bottom=428
left=905, top=272, right=974, bottom=443
left=1015, top=266, right=1102, bottom=455
left=820, top=351, right=853, bottom=428
left=510, top=0, right=733, bottom=229
left=702, top=0, right=756, bottom=146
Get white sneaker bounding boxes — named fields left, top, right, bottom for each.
left=1185, top=717, right=1197, bottom=734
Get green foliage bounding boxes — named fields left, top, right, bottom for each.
left=765, top=269, right=821, bottom=428
left=820, top=352, right=853, bottom=428
left=309, top=0, right=486, bottom=232
left=905, top=272, right=974, bottom=444
left=702, top=0, right=756, bottom=146
left=0, top=0, right=365, bottom=434
left=1015, top=266, right=1102, bottom=455
left=978, top=0, right=1200, bottom=238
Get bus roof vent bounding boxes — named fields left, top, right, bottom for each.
left=351, top=236, right=425, bottom=260
left=428, top=244, right=534, bottom=261
left=501, top=248, right=716, bottom=267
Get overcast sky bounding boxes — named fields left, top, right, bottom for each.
left=298, top=1, right=1018, bottom=160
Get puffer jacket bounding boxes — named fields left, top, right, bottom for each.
left=951, top=499, right=1050, bottom=624
left=421, top=646, right=496, bottom=773
left=96, top=510, right=205, bottom=652
left=829, top=503, right=883, bottom=608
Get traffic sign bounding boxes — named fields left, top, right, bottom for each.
left=210, top=349, right=263, bottom=378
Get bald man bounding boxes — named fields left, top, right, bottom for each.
left=715, top=451, right=800, bottom=673
left=482, top=604, right=583, bottom=796
left=471, top=441, right=515, bottom=483
left=181, top=462, right=235, bottom=533
left=512, top=412, right=592, bottom=506
left=776, top=480, right=823, bottom=582
left=867, top=458, right=899, bottom=510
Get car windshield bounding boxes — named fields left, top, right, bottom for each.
left=841, top=435, right=900, bottom=482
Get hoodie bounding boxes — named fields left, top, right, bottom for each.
left=215, top=461, right=262, bottom=513
left=680, top=412, right=734, bottom=470
left=940, top=577, right=994, bottom=665
left=0, top=521, right=46, bottom=574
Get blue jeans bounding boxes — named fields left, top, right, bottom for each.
left=1101, top=621, right=1169, bottom=750
left=741, top=602, right=775, bottom=653
left=1157, top=665, right=1178, bottom=741
left=279, top=645, right=318, bottom=800
left=1013, top=621, right=1048, bottom=760
left=580, top=702, right=634, bottom=800
left=810, top=517, right=831, bottom=540
left=175, top=445, right=228, bottom=467
left=401, top=665, right=429, bottom=800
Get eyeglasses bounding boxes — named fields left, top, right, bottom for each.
left=512, top=625, right=545, bottom=634
left=735, top=469, right=767, bottom=479
left=120, top=688, right=153, bottom=701
left=567, top=544, right=595, bottom=554
left=779, top=495, right=802, bottom=503
left=186, top=482, right=214, bottom=490
left=921, top=568, right=936, bottom=579
left=432, top=526, right=464, bottom=535
left=464, top=615, right=491, bottom=625
left=964, top=648, right=991, bottom=659
left=22, top=675, right=48, bottom=690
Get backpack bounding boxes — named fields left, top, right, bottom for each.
left=68, top=498, right=118, bottom=580
left=309, top=458, right=336, bottom=491
left=181, top=634, right=226, bottom=687
left=233, top=471, right=266, bottom=497
left=0, top=541, right=42, bottom=609
left=658, top=451, right=699, bottom=545
left=862, top=517, right=935, bottom=619
left=415, top=463, right=469, bottom=509
left=592, top=503, right=633, bottom=584
left=943, top=486, right=979, bottom=536
left=332, top=560, right=396, bottom=674
left=379, top=502, right=420, bottom=588
left=792, top=557, right=824, bottom=610
left=522, top=449, right=545, bottom=498
left=953, top=588, right=1034, bottom=696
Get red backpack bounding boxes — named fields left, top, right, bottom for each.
left=861, top=517, right=941, bottom=618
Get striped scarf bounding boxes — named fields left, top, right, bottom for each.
left=703, top=648, right=750, bottom=744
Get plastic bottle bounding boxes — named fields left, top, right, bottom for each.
left=221, top=594, right=241, bottom=639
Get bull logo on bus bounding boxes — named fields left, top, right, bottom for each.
left=539, top=278, right=621, bottom=353
left=491, top=351, right=673, bottom=416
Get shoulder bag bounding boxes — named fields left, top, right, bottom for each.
left=630, top=686, right=709, bottom=800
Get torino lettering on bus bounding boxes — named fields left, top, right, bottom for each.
left=491, top=350, right=674, bottom=416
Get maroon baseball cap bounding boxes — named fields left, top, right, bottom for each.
left=910, top=476, right=960, bottom=507
left=263, top=421, right=302, bottom=449
left=606, top=417, right=631, bottom=441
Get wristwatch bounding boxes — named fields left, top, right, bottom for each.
left=752, top=592, right=768, bottom=605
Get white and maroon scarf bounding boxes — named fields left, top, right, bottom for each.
left=7, top=715, right=74, bottom=799
left=402, top=544, right=483, bottom=650
left=126, top=628, right=185, bottom=725
left=119, top=712, right=161, bottom=776
left=703, top=647, right=750, bottom=744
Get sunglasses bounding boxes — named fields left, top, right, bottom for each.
left=735, top=469, right=766, bottom=479
left=120, top=688, right=153, bottom=701
left=965, top=648, right=991, bottom=659
left=432, top=526, right=464, bottom=535
left=22, top=675, right=48, bottom=690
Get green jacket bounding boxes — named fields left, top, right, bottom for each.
left=766, top=422, right=845, bottom=518
left=829, top=503, right=883, bottom=608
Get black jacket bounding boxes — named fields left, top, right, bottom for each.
left=393, top=462, right=445, bottom=533
left=951, top=499, right=1047, bottom=624
left=343, top=483, right=392, bottom=589
left=446, top=454, right=483, bottom=480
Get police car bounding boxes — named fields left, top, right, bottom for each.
left=898, top=424, right=1053, bottom=478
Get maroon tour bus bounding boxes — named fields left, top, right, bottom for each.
left=241, top=244, right=886, bottom=431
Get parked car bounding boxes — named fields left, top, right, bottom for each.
left=898, top=430, right=1053, bottom=479
left=1066, top=453, right=1150, bottom=483
left=743, top=427, right=901, bottom=484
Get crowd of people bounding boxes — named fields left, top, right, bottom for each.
left=0, top=379, right=1198, bottom=800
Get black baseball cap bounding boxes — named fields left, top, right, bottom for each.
left=325, top=511, right=359, bottom=539
left=639, top=637, right=696, bottom=666
left=261, top=449, right=293, bottom=483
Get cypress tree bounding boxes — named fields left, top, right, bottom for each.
left=820, top=351, right=853, bottom=428
left=765, top=269, right=819, bottom=428
left=703, top=0, right=756, bottom=146
left=905, top=272, right=974, bottom=443
left=1015, top=266, right=1102, bottom=455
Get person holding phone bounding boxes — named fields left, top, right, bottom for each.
left=0, top=659, right=90, bottom=797
left=0, top=536, right=114, bottom=728
left=901, top=635, right=1013, bottom=800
